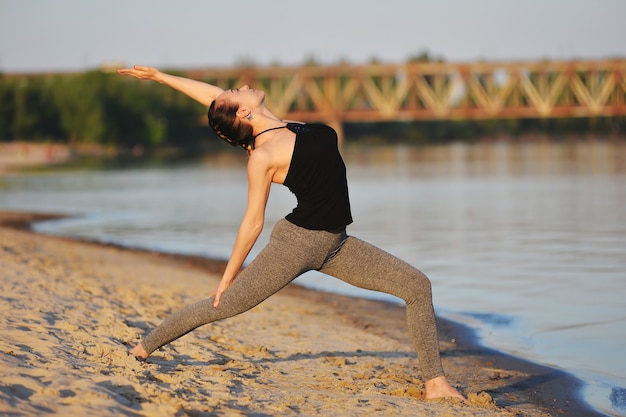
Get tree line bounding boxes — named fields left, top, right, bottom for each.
left=0, top=70, right=211, bottom=151
left=0, top=68, right=622, bottom=153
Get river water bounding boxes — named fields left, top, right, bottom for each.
left=1, top=140, right=625, bottom=416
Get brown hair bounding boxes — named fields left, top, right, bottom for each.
left=207, top=99, right=254, bottom=151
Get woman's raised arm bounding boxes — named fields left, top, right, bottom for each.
left=117, top=65, right=223, bottom=107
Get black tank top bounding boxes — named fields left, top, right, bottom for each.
left=283, top=123, right=353, bottom=231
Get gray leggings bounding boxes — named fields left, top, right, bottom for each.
left=140, top=218, right=444, bottom=381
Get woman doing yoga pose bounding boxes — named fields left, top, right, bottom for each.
left=117, top=65, right=465, bottom=401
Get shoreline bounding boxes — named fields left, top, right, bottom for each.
left=0, top=211, right=605, bottom=416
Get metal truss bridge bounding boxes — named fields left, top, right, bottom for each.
left=187, top=59, right=625, bottom=137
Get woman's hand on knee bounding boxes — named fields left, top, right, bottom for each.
left=211, top=277, right=233, bottom=308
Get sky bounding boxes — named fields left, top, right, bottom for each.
left=1, top=0, right=625, bottom=73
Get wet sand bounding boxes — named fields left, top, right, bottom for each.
left=0, top=211, right=602, bottom=416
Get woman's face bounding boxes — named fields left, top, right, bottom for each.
left=217, top=85, right=265, bottom=110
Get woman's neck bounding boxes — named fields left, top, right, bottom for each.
left=251, top=111, right=285, bottom=137
left=253, top=124, right=286, bottom=139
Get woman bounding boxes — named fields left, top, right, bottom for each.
left=117, top=65, right=465, bottom=401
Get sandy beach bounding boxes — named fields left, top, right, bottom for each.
left=0, top=211, right=601, bottom=416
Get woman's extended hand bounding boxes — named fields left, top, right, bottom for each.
left=117, top=65, right=163, bottom=82
left=117, top=65, right=223, bottom=106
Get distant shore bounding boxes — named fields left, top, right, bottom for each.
left=0, top=210, right=604, bottom=416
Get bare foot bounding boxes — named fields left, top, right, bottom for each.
left=424, top=376, right=466, bottom=402
left=128, top=341, right=149, bottom=361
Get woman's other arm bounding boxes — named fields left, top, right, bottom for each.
left=212, top=150, right=274, bottom=307
left=117, top=65, right=223, bottom=106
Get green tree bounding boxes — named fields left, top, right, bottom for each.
left=51, top=71, right=106, bottom=144
left=0, top=74, right=14, bottom=141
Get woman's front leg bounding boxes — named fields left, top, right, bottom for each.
left=319, top=236, right=445, bottom=382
